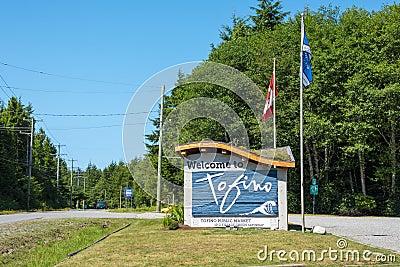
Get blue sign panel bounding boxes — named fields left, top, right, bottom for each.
left=310, top=184, right=318, bottom=195
left=312, top=178, right=317, bottom=185
left=192, top=170, right=278, bottom=217
left=124, top=188, right=133, bottom=198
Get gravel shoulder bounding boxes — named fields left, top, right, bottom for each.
left=0, top=210, right=164, bottom=225
left=289, top=214, right=400, bottom=254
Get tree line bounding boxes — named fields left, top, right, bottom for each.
left=146, top=1, right=400, bottom=216
left=1, top=1, right=399, bottom=216
left=0, top=98, right=154, bottom=210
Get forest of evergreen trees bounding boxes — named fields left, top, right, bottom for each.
left=146, top=1, right=400, bottom=216
left=0, top=98, right=152, bottom=210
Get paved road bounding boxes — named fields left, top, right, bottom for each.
left=289, top=215, right=400, bottom=254
left=0, top=210, right=164, bottom=225
left=1, top=211, right=398, bottom=254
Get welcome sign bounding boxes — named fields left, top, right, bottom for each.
left=175, top=142, right=295, bottom=230
left=192, top=170, right=278, bottom=217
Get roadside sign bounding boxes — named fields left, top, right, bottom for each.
left=124, top=188, right=133, bottom=198
left=310, top=184, right=318, bottom=195
left=312, top=178, right=317, bottom=185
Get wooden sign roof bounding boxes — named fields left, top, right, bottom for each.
left=175, top=141, right=295, bottom=168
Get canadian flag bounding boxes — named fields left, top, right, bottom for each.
left=262, top=73, right=277, bottom=122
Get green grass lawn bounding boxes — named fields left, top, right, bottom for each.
left=56, top=219, right=399, bottom=267
left=0, top=218, right=132, bottom=267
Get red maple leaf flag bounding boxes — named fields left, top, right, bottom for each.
left=262, top=73, right=277, bottom=122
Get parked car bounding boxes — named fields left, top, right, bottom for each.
left=95, top=201, right=107, bottom=209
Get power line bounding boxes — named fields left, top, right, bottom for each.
left=0, top=126, right=30, bottom=130
left=0, top=85, right=139, bottom=95
left=49, top=123, right=146, bottom=131
left=0, top=61, right=134, bottom=87
left=33, top=111, right=155, bottom=117
left=0, top=73, right=17, bottom=98
left=0, top=78, right=11, bottom=99
left=35, top=118, right=73, bottom=161
left=0, top=88, right=9, bottom=99
left=34, top=117, right=75, bottom=161
left=0, top=60, right=161, bottom=88
left=35, top=118, right=63, bottom=145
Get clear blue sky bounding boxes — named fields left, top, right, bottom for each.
left=0, top=0, right=392, bottom=170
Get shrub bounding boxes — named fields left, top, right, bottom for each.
left=384, top=194, right=400, bottom=216
left=162, top=215, right=173, bottom=228
left=168, top=220, right=179, bottom=230
left=335, top=195, right=361, bottom=216
left=287, top=191, right=300, bottom=214
left=170, top=206, right=184, bottom=223
left=162, top=206, right=184, bottom=230
left=318, top=182, right=342, bottom=214
left=354, top=194, right=377, bottom=215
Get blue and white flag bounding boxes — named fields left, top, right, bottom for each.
left=302, top=24, right=312, bottom=87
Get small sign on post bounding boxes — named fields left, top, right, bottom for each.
left=310, top=180, right=318, bottom=215
left=124, top=188, right=133, bottom=198
left=310, top=184, right=318, bottom=195
left=124, top=188, right=133, bottom=208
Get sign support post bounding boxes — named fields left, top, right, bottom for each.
left=310, top=178, right=318, bottom=215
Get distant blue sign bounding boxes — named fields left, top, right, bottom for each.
left=192, top=170, right=278, bottom=217
left=124, top=188, right=133, bottom=198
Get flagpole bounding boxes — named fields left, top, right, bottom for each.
left=300, top=13, right=305, bottom=233
left=273, top=58, right=276, bottom=149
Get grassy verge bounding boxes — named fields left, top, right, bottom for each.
left=0, top=218, right=132, bottom=266
left=0, top=210, right=21, bottom=215
left=58, top=219, right=399, bottom=266
left=110, top=206, right=156, bottom=213
left=0, top=208, right=71, bottom=215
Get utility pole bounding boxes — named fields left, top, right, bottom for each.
left=82, top=175, right=87, bottom=210
left=75, top=171, right=86, bottom=209
left=156, top=85, right=165, bottom=212
left=119, top=186, right=122, bottom=209
left=125, top=182, right=128, bottom=208
left=56, top=144, right=66, bottom=205
left=77, top=169, right=80, bottom=187
left=20, top=118, right=41, bottom=211
left=68, top=159, right=77, bottom=209
left=27, top=118, right=34, bottom=211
